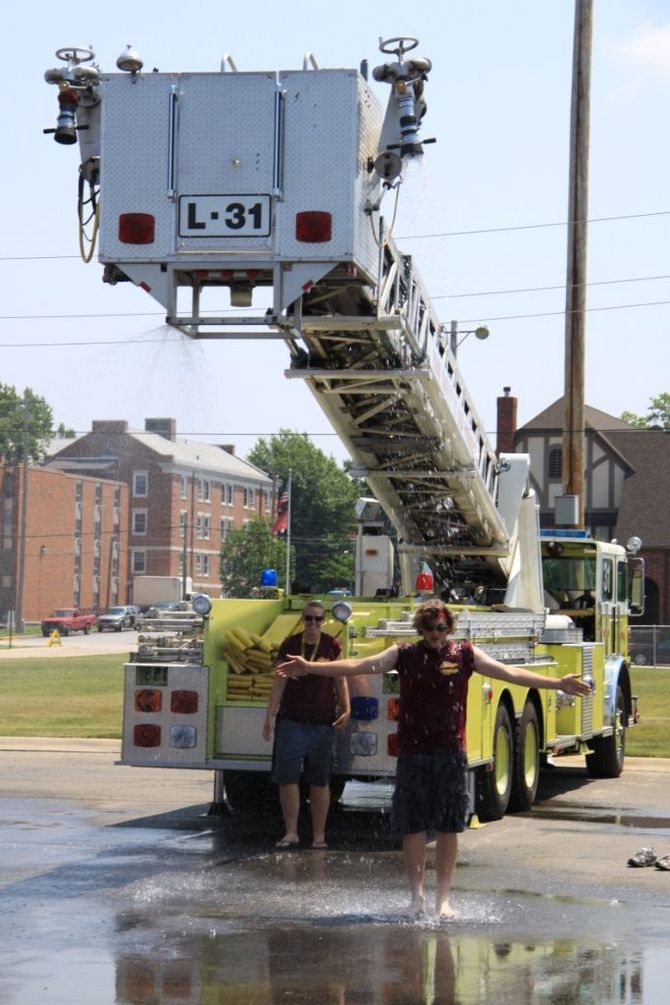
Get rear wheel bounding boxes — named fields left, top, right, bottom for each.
left=587, top=685, right=626, bottom=778
left=509, top=701, right=541, bottom=812
left=477, top=703, right=514, bottom=821
left=224, top=770, right=278, bottom=815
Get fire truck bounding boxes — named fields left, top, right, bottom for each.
left=43, top=36, right=644, bottom=820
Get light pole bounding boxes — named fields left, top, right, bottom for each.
left=447, top=320, right=490, bottom=357
left=38, top=545, right=46, bottom=619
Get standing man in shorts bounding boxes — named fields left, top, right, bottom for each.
left=278, top=598, right=591, bottom=918
left=263, top=600, right=350, bottom=850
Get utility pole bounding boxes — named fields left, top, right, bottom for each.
left=14, top=398, right=30, bottom=632
left=563, top=0, right=593, bottom=528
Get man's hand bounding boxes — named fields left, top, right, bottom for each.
left=276, top=656, right=310, bottom=677
left=560, top=674, right=593, bottom=697
left=262, top=719, right=273, bottom=741
left=333, top=709, right=351, bottom=731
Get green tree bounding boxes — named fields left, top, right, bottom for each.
left=247, top=430, right=358, bottom=593
left=220, top=519, right=290, bottom=598
left=0, top=385, right=54, bottom=463
left=621, top=392, right=670, bottom=429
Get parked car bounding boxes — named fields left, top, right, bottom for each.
left=631, top=638, right=670, bottom=666
left=97, top=605, right=140, bottom=632
left=41, top=608, right=97, bottom=637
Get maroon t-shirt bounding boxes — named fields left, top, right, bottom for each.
left=396, top=640, right=474, bottom=753
left=276, top=632, right=343, bottom=724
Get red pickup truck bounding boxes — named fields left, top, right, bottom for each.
left=41, top=608, right=97, bottom=637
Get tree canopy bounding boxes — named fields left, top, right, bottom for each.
left=219, top=519, right=290, bottom=599
left=0, top=385, right=54, bottom=463
left=621, top=392, right=670, bottom=430
left=246, top=429, right=359, bottom=594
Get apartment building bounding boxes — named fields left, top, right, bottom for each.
left=0, top=463, right=128, bottom=624
left=46, top=418, right=273, bottom=598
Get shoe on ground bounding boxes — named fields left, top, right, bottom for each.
left=655, top=855, right=670, bottom=871
left=627, top=847, right=657, bottom=867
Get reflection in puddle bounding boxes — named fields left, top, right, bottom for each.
left=111, top=928, right=652, bottom=1005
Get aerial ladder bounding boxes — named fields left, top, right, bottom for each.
left=43, top=35, right=531, bottom=604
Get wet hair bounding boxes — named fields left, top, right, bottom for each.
left=302, top=600, right=325, bottom=615
left=412, top=599, right=456, bottom=634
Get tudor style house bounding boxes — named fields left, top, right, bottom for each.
left=497, top=390, right=670, bottom=625
left=46, top=418, right=273, bottom=601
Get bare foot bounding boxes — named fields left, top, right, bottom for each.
left=403, top=896, right=426, bottom=920
left=436, top=900, right=458, bottom=921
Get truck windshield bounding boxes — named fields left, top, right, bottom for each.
left=542, top=556, right=596, bottom=608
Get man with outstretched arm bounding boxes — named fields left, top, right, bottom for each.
left=277, top=598, right=592, bottom=920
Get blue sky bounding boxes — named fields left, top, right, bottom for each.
left=3, top=1, right=669, bottom=463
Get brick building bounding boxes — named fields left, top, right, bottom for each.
left=0, top=464, right=128, bottom=624
left=46, top=418, right=273, bottom=599
left=497, top=391, right=670, bottom=625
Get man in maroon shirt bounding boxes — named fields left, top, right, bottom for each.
left=278, top=598, right=591, bottom=919
left=263, top=600, right=350, bottom=850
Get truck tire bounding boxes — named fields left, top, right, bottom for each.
left=587, top=685, right=626, bottom=778
left=476, top=703, right=514, bottom=822
left=509, top=700, right=541, bottom=812
left=224, top=770, right=278, bottom=815
left=62, top=626, right=70, bottom=637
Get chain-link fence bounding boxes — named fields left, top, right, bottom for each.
left=629, top=625, right=670, bottom=666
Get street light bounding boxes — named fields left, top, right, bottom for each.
left=447, top=320, right=490, bottom=357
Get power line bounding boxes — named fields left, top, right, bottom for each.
left=1, top=296, right=669, bottom=342
left=397, top=208, right=670, bottom=240
left=443, top=273, right=670, bottom=301
left=2, top=209, right=669, bottom=263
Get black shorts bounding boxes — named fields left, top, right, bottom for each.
left=391, top=750, right=469, bottom=835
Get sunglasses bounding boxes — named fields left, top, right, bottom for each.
left=423, top=623, right=449, bottom=633
left=303, top=614, right=325, bottom=623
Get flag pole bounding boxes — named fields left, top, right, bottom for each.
left=285, top=472, right=292, bottom=596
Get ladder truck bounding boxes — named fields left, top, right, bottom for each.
left=43, top=36, right=644, bottom=820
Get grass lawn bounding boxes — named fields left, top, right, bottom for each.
left=627, top=667, right=670, bottom=757
left=0, top=657, right=668, bottom=757
left=0, top=654, right=125, bottom=738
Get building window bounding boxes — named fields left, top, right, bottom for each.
left=263, top=489, right=271, bottom=513
left=221, top=517, right=234, bottom=538
left=132, top=550, right=146, bottom=574
left=203, top=479, right=211, bottom=502
left=243, top=487, right=256, bottom=510
left=133, top=471, right=148, bottom=497
left=181, top=475, right=188, bottom=500
left=195, top=554, right=211, bottom=577
left=132, top=509, right=148, bottom=535
left=180, top=510, right=187, bottom=539
left=222, top=483, right=234, bottom=507
left=197, top=514, right=211, bottom=540
left=547, top=446, right=562, bottom=481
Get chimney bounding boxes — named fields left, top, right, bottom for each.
left=496, top=387, right=517, bottom=454
left=145, top=418, right=177, bottom=441
left=92, top=420, right=129, bottom=434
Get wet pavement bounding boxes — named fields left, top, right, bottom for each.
left=1, top=744, right=670, bottom=1003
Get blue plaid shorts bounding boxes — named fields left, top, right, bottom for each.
left=391, top=750, right=469, bottom=834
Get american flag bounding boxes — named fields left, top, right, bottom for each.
left=272, top=490, right=289, bottom=536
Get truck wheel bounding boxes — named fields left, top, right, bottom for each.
left=476, top=703, right=513, bottom=822
left=62, top=626, right=70, bottom=637
left=224, top=770, right=278, bottom=815
left=509, top=701, right=541, bottom=812
left=633, top=654, right=648, bottom=666
left=587, top=685, right=626, bottom=778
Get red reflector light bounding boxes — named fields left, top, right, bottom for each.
left=170, top=690, right=199, bottom=714
left=134, top=723, right=161, bottom=747
left=119, top=213, right=155, bottom=244
left=295, top=211, right=332, bottom=243
left=387, top=697, right=400, bottom=721
left=387, top=732, right=399, bottom=757
left=135, top=689, right=162, bottom=713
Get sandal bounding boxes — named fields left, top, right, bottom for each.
left=655, top=855, right=670, bottom=871
left=627, top=847, right=657, bottom=867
